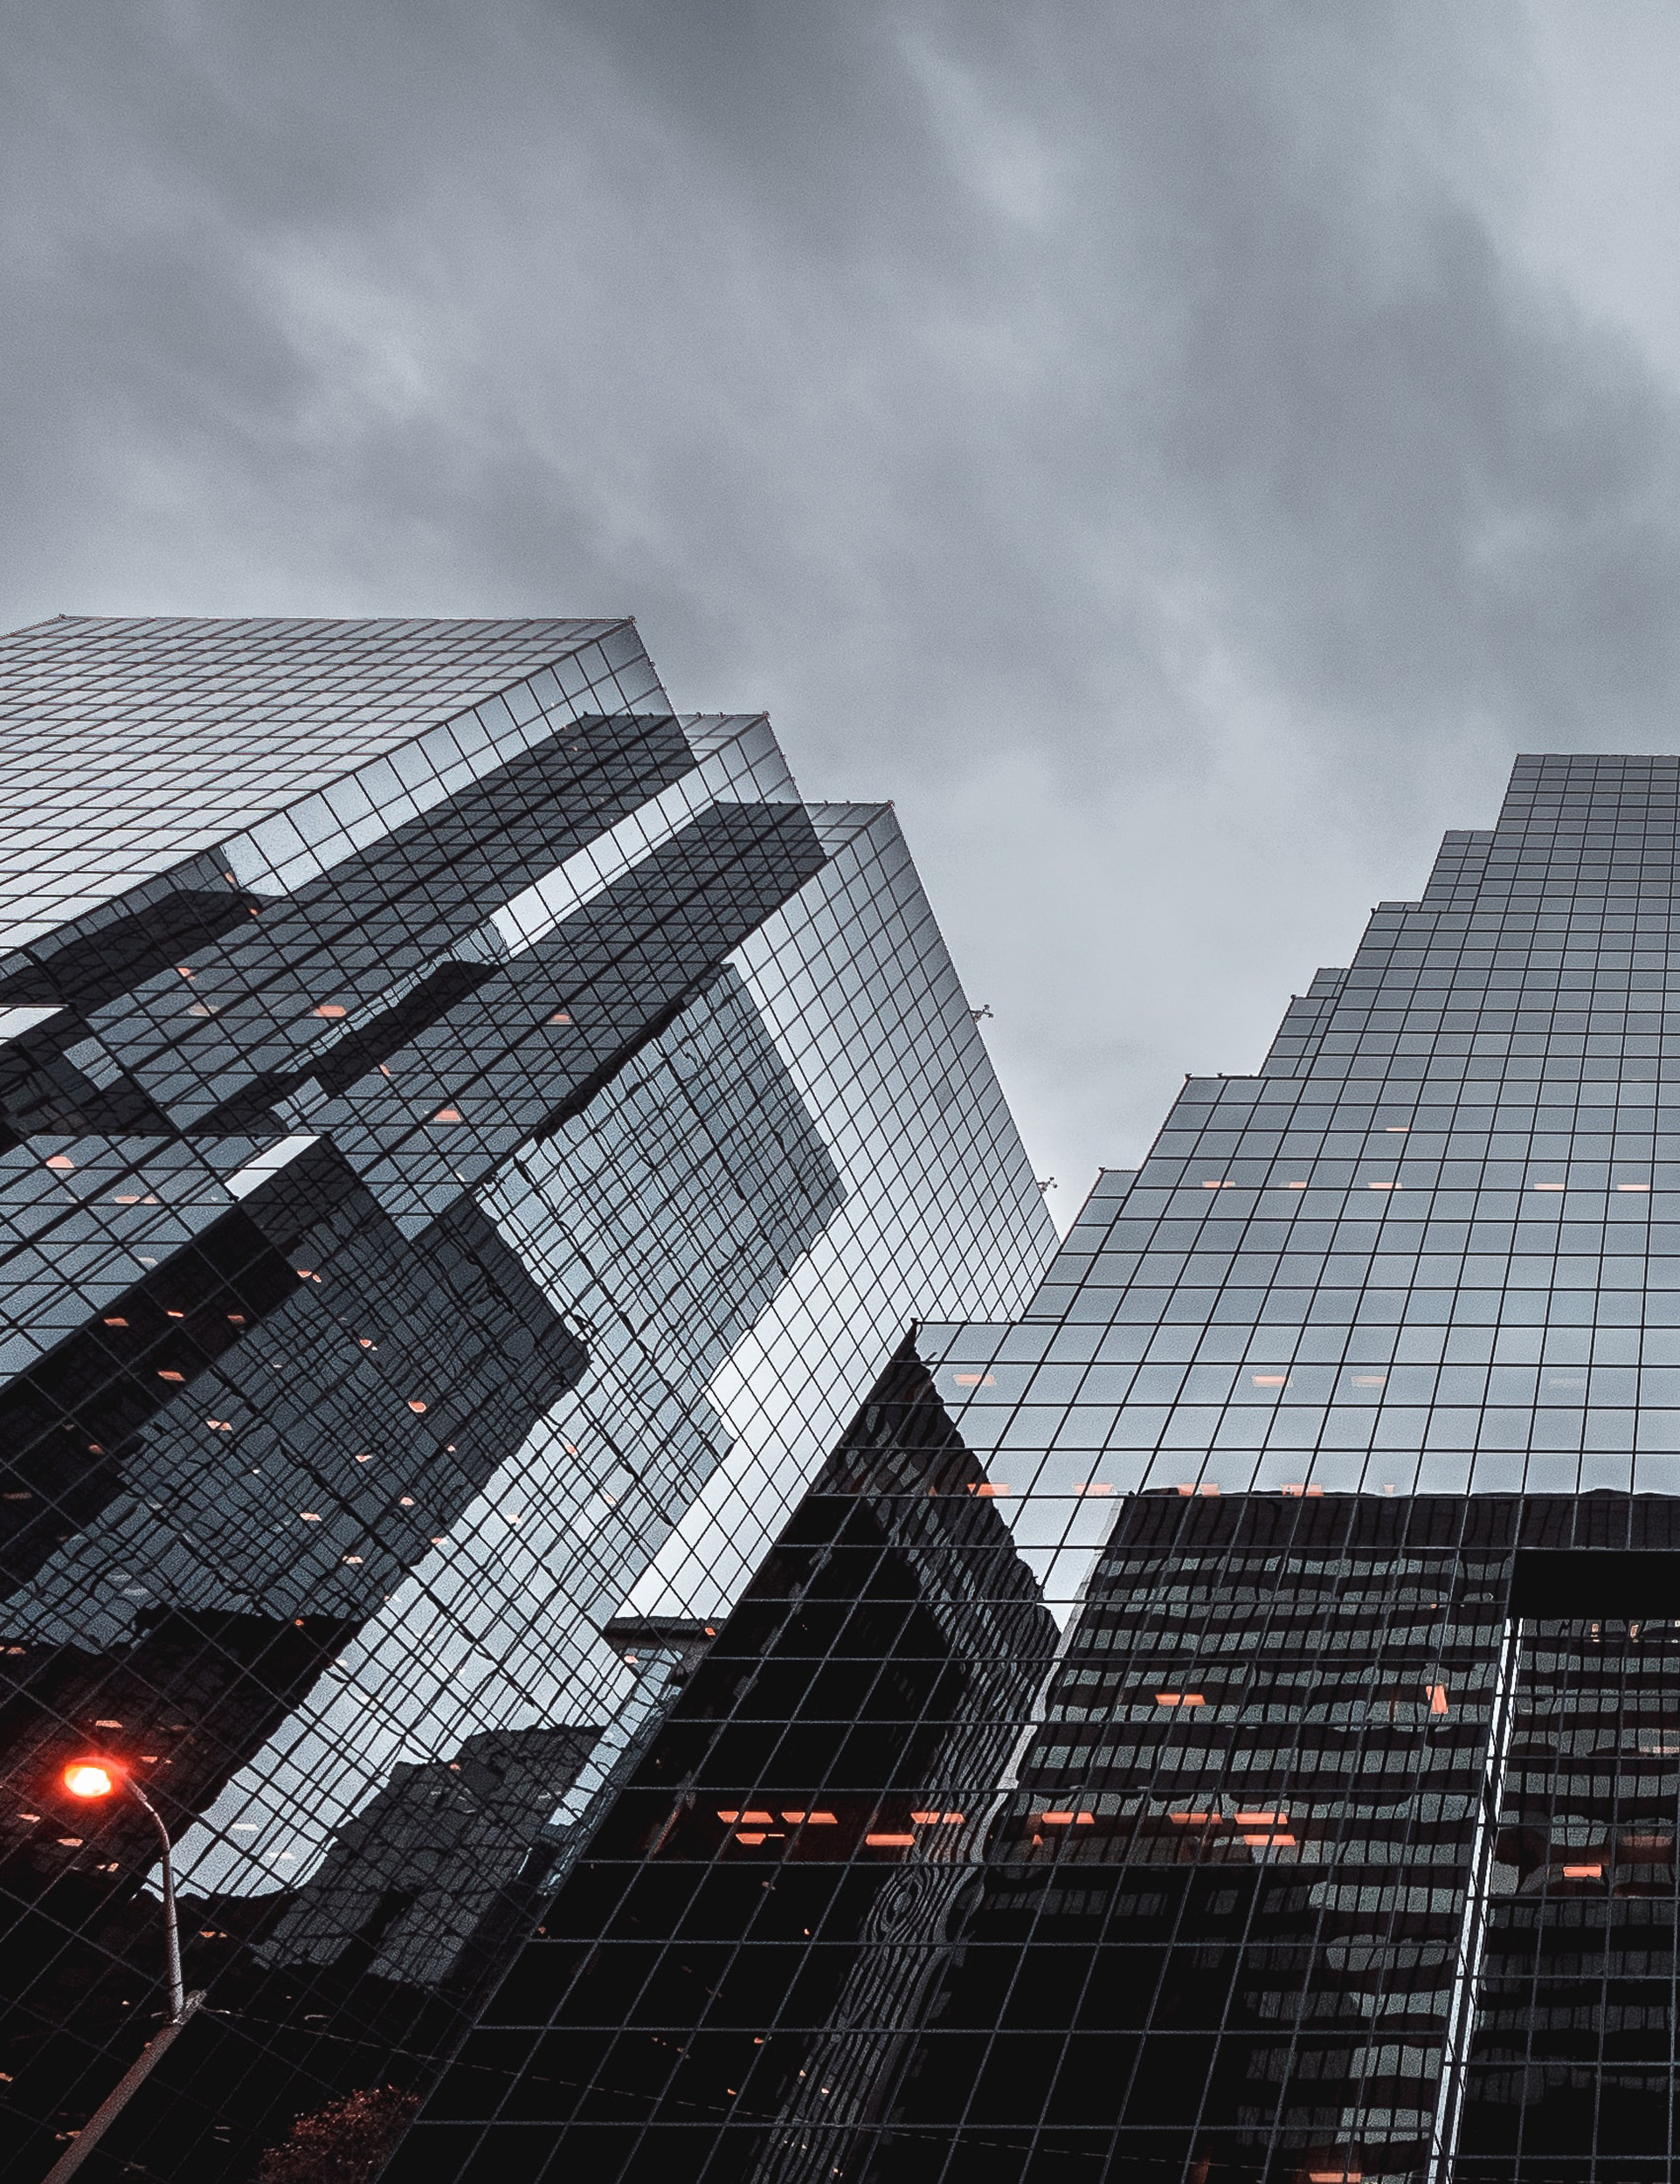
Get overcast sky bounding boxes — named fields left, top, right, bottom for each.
left=6, top=2, right=1680, bottom=1220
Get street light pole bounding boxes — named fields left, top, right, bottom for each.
left=122, top=1775, right=185, bottom=2024
left=60, top=1758, right=185, bottom=2021
left=42, top=1759, right=202, bottom=2184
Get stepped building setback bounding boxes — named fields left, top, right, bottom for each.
left=0, top=614, right=1055, bottom=2181
left=403, top=754, right=1680, bottom=2184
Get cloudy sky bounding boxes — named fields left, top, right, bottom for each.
left=6, top=2, right=1680, bottom=1219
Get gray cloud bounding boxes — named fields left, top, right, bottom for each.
left=3, top=0, right=1678, bottom=1205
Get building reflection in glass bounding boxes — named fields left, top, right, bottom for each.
left=0, top=615, right=1054, bottom=2182
left=403, top=753, right=1680, bottom=2184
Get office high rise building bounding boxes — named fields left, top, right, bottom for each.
left=409, top=754, right=1680, bottom=2184
left=0, top=615, right=1056, bottom=2183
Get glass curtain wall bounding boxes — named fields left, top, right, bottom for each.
left=0, top=616, right=1054, bottom=2184
left=405, top=754, right=1680, bottom=2184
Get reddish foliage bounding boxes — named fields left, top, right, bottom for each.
left=253, top=2084, right=419, bottom=2183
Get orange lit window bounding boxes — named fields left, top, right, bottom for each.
left=1367, top=1180, right=1398, bottom=1191
left=548, top=1012, right=572, bottom=1025
left=312, top=1004, right=348, bottom=1019
left=1533, top=1181, right=1565, bottom=1191
left=1281, top=1483, right=1324, bottom=1497
left=736, top=1832, right=766, bottom=1845
left=805, top=1811, right=837, bottom=1824
left=1251, top=1373, right=1287, bottom=1387
left=1619, top=1182, right=1650, bottom=1192
left=433, top=1107, right=462, bottom=1123
left=45, top=1155, right=74, bottom=1171
left=1427, top=1683, right=1449, bottom=1714
left=970, top=1482, right=1008, bottom=1496
left=1201, top=1179, right=1235, bottom=1189
left=866, top=1832, right=916, bottom=1847
left=1076, top=1482, right=1114, bottom=1496
left=1156, top=1693, right=1205, bottom=1707
left=741, top=1810, right=772, bottom=1823
left=156, top=1370, right=184, bottom=1383
left=103, top=1317, right=128, bottom=1327
left=716, top=1810, right=740, bottom=1822
left=1168, top=1812, right=1214, bottom=1826
left=1562, top=1863, right=1602, bottom=1879
left=953, top=1372, right=996, bottom=1386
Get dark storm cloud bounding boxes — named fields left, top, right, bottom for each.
left=3, top=1, right=1677, bottom=1200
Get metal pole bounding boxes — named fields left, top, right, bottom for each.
left=38, top=1772, right=197, bottom=2183
left=38, top=1994, right=204, bottom=2184
left=123, top=1778, right=184, bottom=2023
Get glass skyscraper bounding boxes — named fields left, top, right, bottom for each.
left=407, top=753, right=1680, bottom=2184
left=0, top=615, right=1056, bottom=2182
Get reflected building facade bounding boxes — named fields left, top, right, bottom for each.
left=0, top=615, right=1055, bottom=2182
left=408, top=754, right=1680, bottom=2183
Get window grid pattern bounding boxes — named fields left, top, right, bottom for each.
left=0, top=616, right=1054, bottom=2184
left=402, top=753, right=1680, bottom=2184
left=0, top=615, right=652, bottom=950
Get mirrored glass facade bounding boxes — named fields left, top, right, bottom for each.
left=0, top=615, right=1056, bottom=2182
left=407, top=754, right=1680, bottom=2184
